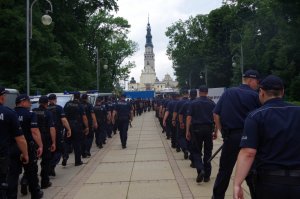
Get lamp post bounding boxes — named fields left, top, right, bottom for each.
left=95, top=48, right=108, bottom=92
left=199, top=65, right=208, bottom=86
left=231, top=34, right=244, bottom=79
left=26, top=0, right=53, bottom=95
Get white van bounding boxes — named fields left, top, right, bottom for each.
left=3, top=88, right=19, bottom=109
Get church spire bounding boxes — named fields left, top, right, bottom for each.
left=145, top=16, right=153, bottom=48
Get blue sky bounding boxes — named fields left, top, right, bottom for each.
left=115, top=0, right=223, bottom=82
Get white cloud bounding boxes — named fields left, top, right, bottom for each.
left=114, top=0, right=223, bottom=82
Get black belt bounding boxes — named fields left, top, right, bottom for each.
left=258, top=169, right=300, bottom=177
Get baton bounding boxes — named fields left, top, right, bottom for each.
left=207, top=144, right=223, bottom=163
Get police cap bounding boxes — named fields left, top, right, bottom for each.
left=190, top=89, right=197, bottom=98
left=39, top=95, right=48, bottom=104
left=243, top=69, right=260, bottom=79
left=81, top=94, right=88, bottom=100
left=260, top=75, right=284, bottom=91
left=15, top=94, right=30, bottom=104
left=48, top=94, right=57, bottom=100
left=180, top=88, right=189, bottom=95
left=73, top=92, right=81, bottom=99
left=199, top=85, right=208, bottom=92
left=0, top=87, right=8, bottom=96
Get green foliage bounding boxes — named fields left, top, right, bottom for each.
left=166, top=0, right=300, bottom=100
left=0, top=0, right=137, bottom=95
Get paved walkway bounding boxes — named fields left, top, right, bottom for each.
left=19, top=111, right=251, bottom=199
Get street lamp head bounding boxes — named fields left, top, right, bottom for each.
left=41, top=14, right=52, bottom=25
left=103, top=64, right=108, bottom=70
left=232, top=62, right=237, bottom=67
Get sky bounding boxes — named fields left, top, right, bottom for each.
left=114, top=0, right=223, bottom=83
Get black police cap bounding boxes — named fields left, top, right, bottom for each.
left=48, top=94, right=57, bottom=100
left=180, top=88, right=189, bottom=95
left=243, top=69, right=260, bottom=79
left=39, top=95, right=48, bottom=104
left=190, top=89, right=197, bottom=97
left=260, top=75, right=284, bottom=90
left=199, top=85, right=208, bottom=92
left=81, top=94, right=88, bottom=100
left=0, top=87, right=8, bottom=96
left=16, top=94, right=30, bottom=104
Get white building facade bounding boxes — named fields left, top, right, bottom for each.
left=128, top=19, right=178, bottom=92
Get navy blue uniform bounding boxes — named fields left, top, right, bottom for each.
left=64, top=100, right=86, bottom=165
left=114, top=100, right=132, bottom=148
left=81, top=101, right=95, bottom=157
left=48, top=103, right=68, bottom=168
left=8, top=107, right=41, bottom=198
left=187, top=96, right=215, bottom=180
left=0, top=104, right=22, bottom=197
left=241, top=98, right=300, bottom=198
left=106, top=101, right=115, bottom=137
left=94, top=103, right=108, bottom=148
left=32, top=106, right=54, bottom=188
left=174, top=98, right=189, bottom=154
left=167, top=99, right=179, bottom=148
left=212, top=84, right=260, bottom=199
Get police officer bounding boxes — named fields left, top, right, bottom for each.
left=32, top=96, right=56, bottom=189
left=48, top=94, right=71, bottom=176
left=234, top=75, right=300, bottom=199
left=7, top=94, right=43, bottom=199
left=178, top=89, right=198, bottom=167
left=186, top=85, right=216, bottom=183
left=94, top=97, right=110, bottom=149
left=63, top=92, right=89, bottom=166
left=0, top=87, right=28, bottom=199
left=172, top=89, right=189, bottom=157
left=212, top=70, right=260, bottom=199
left=112, top=94, right=133, bottom=149
left=163, top=94, right=180, bottom=148
left=80, top=94, right=97, bottom=158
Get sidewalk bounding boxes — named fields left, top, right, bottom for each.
left=20, top=111, right=251, bottom=199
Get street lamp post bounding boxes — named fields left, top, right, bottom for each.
left=231, top=34, right=244, bottom=80
left=95, top=48, right=108, bottom=92
left=26, top=0, right=53, bottom=95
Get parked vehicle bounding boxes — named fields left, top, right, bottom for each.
left=3, top=88, right=19, bottom=109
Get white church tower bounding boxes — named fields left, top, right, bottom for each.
left=140, top=18, right=156, bottom=86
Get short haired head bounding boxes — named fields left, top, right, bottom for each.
left=48, top=94, right=57, bottom=100
left=96, top=96, right=104, bottom=102
left=260, top=75, right=284, bottom=91
left=243, top=69, right=260, bottom=79
left=199, top=85, right=208, bottom=93
left=39, top=95, right=48, bottom=104
left=0, top=87, right=8, bottom=96
left=15, top=94, right=30, bottom=105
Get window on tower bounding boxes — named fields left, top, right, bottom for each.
left=147, top=61, right=149, bottom=65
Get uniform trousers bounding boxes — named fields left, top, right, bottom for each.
left=177, top=126, right=187, bottom=152
left=118, top=120, right=129, bottom=147
left=255, top=175, right=300, bottom=199
left=40, top=136, right=51, bottom=187
left=190, top=124, right=213, bottom=177
left=82, top=126, right=94, bottom=155
left=7, top=143, right=40, bottom=199
left=69, top=121, right=83, bottom=164
left=95, top=122, right=106, bottom=147
left=213, top=130, right=254, bottom=199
